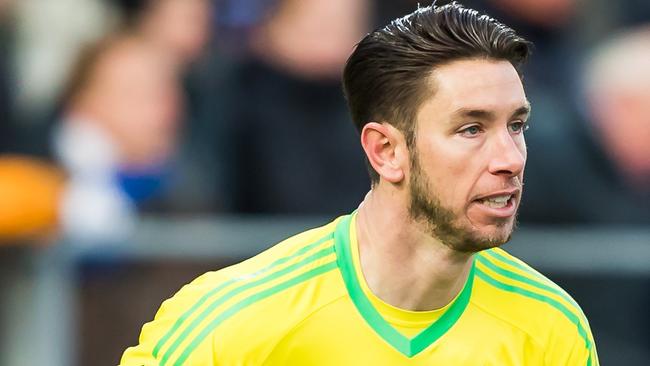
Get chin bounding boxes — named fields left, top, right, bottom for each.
left=449, top=219, right=516, bottom=253
left=471, top=221, right=516, bottom=250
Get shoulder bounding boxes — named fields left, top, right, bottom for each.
left=120, top=218, right=345, bottom=366
left=472, top=248, right=598, bottom=365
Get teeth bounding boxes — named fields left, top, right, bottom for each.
left=481, top=195, right=512, bottom=208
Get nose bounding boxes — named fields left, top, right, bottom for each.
left=487, top=131, right=526, bottom=177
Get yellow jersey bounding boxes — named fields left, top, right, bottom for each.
left=120, top=213, right=598, bottom=365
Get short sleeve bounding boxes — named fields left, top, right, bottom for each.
left=543, top=312, right=598, bottom=366
left=119, top=273, right=220, bottom=366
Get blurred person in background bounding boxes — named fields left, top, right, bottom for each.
left=583, top=26, right=650, bottom=200
left=0, top=0, right=212, bottom=243
left=517, top=24, right=650, bottom=224
left=54, top=35, right=182, bottom=242
left=214, top=0, right=371, bottom=214
left=112, top=0, right=219, bottom=212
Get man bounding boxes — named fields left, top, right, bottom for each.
left=56, top=35, right=181, bottom=241
left=121, top=2, right=598, bottom=365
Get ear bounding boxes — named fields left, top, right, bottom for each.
left=360, top=122, right=407, bottom=184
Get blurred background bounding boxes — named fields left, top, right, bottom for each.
left=0, top=0, right=648, bottom=365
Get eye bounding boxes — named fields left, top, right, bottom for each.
left=458, top=124, right=483, bottom=137
left=509, top=121, right=529, bottom=134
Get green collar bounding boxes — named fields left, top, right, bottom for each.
left=334, top=213, right=475, bottom=358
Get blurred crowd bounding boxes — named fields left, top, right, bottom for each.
left=0, top=0, right=649, bottom=245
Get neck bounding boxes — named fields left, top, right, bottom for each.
left=355, top=188, right=474, bottom=311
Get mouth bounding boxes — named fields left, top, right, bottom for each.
left=471, top=189, right=520, bottom=218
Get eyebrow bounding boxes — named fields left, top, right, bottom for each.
left=451, top=103, right=531, bottom=121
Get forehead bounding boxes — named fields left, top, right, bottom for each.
left=420, top=59, right=527, bottom=118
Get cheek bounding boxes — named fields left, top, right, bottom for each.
left=417, top=138, right=480, bottom=204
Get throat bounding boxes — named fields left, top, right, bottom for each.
left=363, top=254, right=474, bottom=311
left=355, top=208, right=474, bottom=311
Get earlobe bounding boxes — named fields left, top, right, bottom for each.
left=360, top=122, right=405, bottom=184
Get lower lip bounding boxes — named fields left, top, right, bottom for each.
left=472, top=197, right=517, bottom=218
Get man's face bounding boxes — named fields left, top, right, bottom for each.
left=407, top=59, right=529, bottom=253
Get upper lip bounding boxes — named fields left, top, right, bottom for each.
left=473, top=188, right=520, bottom=201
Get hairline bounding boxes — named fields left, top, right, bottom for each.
left=377, top=56, right=526, bottom=139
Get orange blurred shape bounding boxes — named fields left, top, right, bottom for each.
left=0, top=155, right=66, bottom=244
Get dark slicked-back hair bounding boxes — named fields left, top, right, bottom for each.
left=343, top=1, right=531, bottom=184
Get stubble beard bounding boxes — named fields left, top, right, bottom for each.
left=407, top=149, right=516, bottom=253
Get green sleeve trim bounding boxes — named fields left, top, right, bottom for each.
left=160, top=245, right=336, bottom=365
left=475, top=267, right=593, bottom=366
left=152, top=231, right=334, bottom=358
left=484, top=250, right=576, bottom=303
left=173, top=261, right=338, bottom=366
left=482, top=250, right=594, bottom=341
left=477, top=254, right=582, bottom=313
left=334, top=214, right=475, bottom=358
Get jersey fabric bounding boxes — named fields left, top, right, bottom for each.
left=120, top=213, right=598, bottom=365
